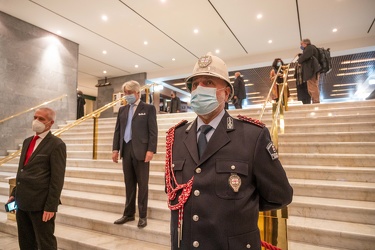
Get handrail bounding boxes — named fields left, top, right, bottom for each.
left=0, top=84, right=156, bottom=166
left=0, top=94, right=68, bottom=124
left=258, top=66, right=282, bottom=121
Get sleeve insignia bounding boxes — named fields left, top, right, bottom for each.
left=266, top=142, right=279, bottom=160
left=237, top=115, right=265, bottom=128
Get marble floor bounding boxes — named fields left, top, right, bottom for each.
left=0, top=232, right=18, bottom=250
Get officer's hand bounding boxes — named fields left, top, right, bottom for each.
left=7, top=196, right=15, bottom=203
left=112, top=151, right=119, bottom=163
left=42, top=211, right=55, bottom=222
left=144, top=151, right=154, bottom=163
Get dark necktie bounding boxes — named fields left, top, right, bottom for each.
left=24, top=135, right=39, bottom=165
left=124, top=104, right=134, bottom=143
left=198, top=125, right=213, bottom=158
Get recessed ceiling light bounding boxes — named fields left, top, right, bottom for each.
left=257, top=14, right=263, bottom=19
left=194, top=29, right=199, bottom=34
left=135, top=65, right=139, bottom=68
left=332, top=28, right=338, bottom=32
left=102, top=50, right=107, bottom=54
left=160, top=0, right=166, bottom=3
left=102, top=15, right=108, bottom=21
left=103, top=70, right=107, bottom=74
left=215, top=49, right=220, bottom=54
left=144, top=41, right=148, bottom=45
left=268, top=40, right=273, bottom=44
left=56, top=30, right=62, bottom=35
left=172, top=58, right=176, bottom=61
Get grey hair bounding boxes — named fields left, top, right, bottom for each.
left=36, top=107, right=56, bottom=121
left=302, top=38, right=311, bottom=45
left=122, top=80, right=141, bottom=93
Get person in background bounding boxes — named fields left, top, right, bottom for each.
left=298, top=38, right=321, bottom=103
left=8, top=107, right=66, bottom=250
left=112, top=80, right=158, bottom=228
left=77, top=90, right=85, bottom=119
left=170, top=91, right=181, bottom=113
left=165, top=52, right=293, bottom=249
left=295, top=53, right=311, bottom=104
left=233, top=72, right=246, bottom=109
left=270, top=58, right=286, bottom=102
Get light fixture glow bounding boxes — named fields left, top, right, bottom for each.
left=332, top=28, right=338, bottom=32
left=268, top=40, right=273, bottom=44
left=102, top=50, right=107, bottom=54
left=337, top=71, right=367, bottom=76
left=103, top=70, right=107, bottom=74
left=172, top=58, right=176, bottom=61
left=245, top=83, right=254, bottom=86
left=257, top=14, right=263, bottom=19
left=215, top=49, right=220, bottom=54
left=144, top=41, right=148, bottom=45
left=341, top=58, right=375, bottom=64
left=333, top=83, right=357, bottom=87
left=102, top=15, right=108, bottom=21
left=194, top=29, right=199, bottom=34
left=135, top=65, right=139, bottom=68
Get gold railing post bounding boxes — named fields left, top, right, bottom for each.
left=6, top=177, right=16, bottom=220
left=145, top=87, right=150, bottom=104
left=259, top=207, right=289, bottom=250
left=92, top=113, right=100, bottom=160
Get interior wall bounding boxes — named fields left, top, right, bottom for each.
left=0, top=11, right=78, bottom=155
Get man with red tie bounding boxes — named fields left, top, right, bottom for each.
left=7, top=107, right=66, bottom=250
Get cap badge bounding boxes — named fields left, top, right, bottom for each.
left=198, top=55, right=212, bottom=68
left=228, top=173, right=241, bottom=192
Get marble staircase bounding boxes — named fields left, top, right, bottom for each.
left=1, top=100, right=375, bottom=250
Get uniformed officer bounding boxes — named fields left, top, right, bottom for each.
left=165, top=52, right=293, bottom=250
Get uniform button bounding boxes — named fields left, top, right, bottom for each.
left=17, top=182, right=20, bottom=185
left=194, top=190, right=200, bottom=196
left=246, top=243, right=251, bottom=248
left=172, top=164, right=175, bottom=168
left=195, top=168, right=201, bottom=174
left=231, top=165, right=236, bottom=170
left=193, top=241, right=199, bottom=248
left=193, top=215, right=199, bottom=221
left=21, top=169, right=23, bottom=172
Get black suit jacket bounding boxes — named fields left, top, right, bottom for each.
left=112, top=101, right=158, bottom=161
left=12, top=131, right=66, bottom=212
left=169, top=111, right=293, bottom=249
left=233, top=76, right=246, bottom=99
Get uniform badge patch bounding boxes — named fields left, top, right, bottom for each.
left=266, top=142, right=279, bottom=160
left=228, top=173, right=241, bottom=192
left=227, top=117, right=234, bottom=130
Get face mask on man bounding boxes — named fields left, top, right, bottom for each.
left=300, top=45, right=305, bottom=50
left=190, top=85, right=225, bottom=115
left=32, top=119, right=47, bottom=133
left=124, top=94, right=136, bottom=104
left=277, top=62, right=281, bottom=67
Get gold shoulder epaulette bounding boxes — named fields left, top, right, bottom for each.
left=237, top=115, right=265, bottom=128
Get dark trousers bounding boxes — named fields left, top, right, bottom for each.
left=234, top=98, right=244, bottom=109
left=296, top=82, right=311, bottom=104
left=16, top=208, right=57, bottom=250
left=122, top=140, right=150, bottom=218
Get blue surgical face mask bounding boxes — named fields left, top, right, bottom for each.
left=124, top=94, right=136, bottom=104
left=300, top=45, right=305, bottom=50
left=277, top=62, right=281, bottom=67
left=190, top=86, right=224, bottom=115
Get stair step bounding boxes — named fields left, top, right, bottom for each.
left=0, top=211, right=169, bottom=250
left=288, top=215, right=375, bottom=249
left=279, top=142, right=375, bottom=154
left=66, top=159, right=165, bottom=172
left=279, top=131, right=375, bottom=142
left=290, top=196, right=375, bottom=225
left=290, top=178, right=375, bottom=201
left=284, top=122, right=375, bottom=133
left=285, top=165, right=375, bottom=182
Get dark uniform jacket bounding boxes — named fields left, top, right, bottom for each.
left=169, top=111, right=293, bottom=250
left=12, top=131, right=66, bottom=212
left=297, top=44, right=321, bottom=81
left=112, top=100, right=158, bottom=160
left=233, top=76, right=246, bottom=100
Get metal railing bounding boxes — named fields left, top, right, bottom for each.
left=0, top=85, right=155, bottom=166
left=0, top=94, right=68, bottom=124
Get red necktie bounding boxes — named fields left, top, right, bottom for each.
left=24, top=135, right=39, bottom=165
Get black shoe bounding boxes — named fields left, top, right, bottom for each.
left=137, top=217, right=147, bottom=228
left=114, top=216, right=135, bottom=225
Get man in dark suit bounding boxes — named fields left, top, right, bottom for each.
left=165, top=53, right=293, bottom=249
left=233, top=71, right=246, bottom=109
left=8, top=107, right=66, bottom=250
left=112, top=80, right=158, bottom=228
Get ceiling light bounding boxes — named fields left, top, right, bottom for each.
left=144, top=41, right=148, bottom=45
left=160, top=0, right=166, bottom=3
left=331, top=93, right=350, bottom=97
left=246, top=92, right=260, bottom=95
left=103, top=70, right=107, bottom=74
left=341, top=58, right=375, bottom=64
left=194, top=29, right=199, bottom=34
left=252, top=99, right=266, bottom=103
left=337, top=71, right=367, bottom=76
left=257, top=14, right=263, bottom=19
left=245, top=83, right=254, bottom=86
left=215, top=49, right=220, bottom=54
left=332, top=89, right=352, bottom=92
left=333, top=83, right=357, bottom=87
left=135, top=65, right=139, bottom=68
left=102, top=15, right=108, bottom=21
left=268, top=40, right=272, bottom=44
left=332, top=28, right=338, bottom=32
left=339, top=65, right=370, bottom=71
left=172, top=58, right=176, bottom=61
left=288, top=79, right=296, bottom=82
left=102, top=50, right=107, bottom=54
